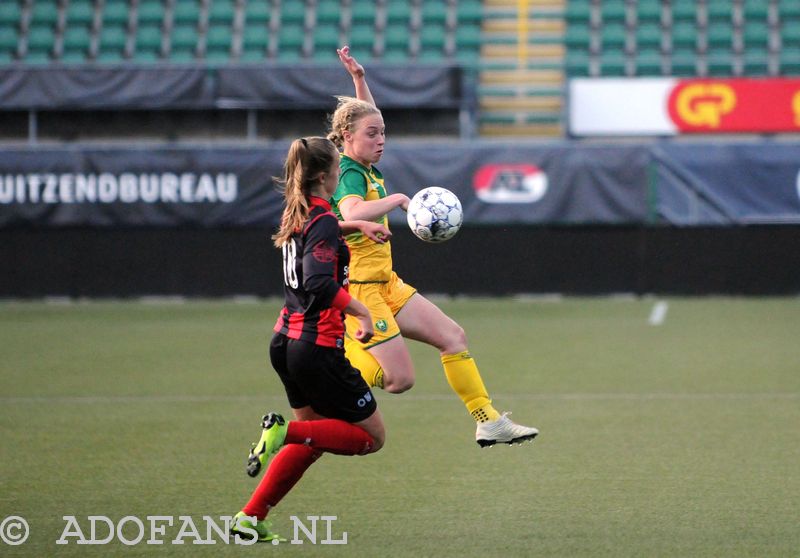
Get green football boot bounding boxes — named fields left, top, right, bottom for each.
left=230, top=511, right=286, bottom=543
left=246, top=412, right=288, bottom=478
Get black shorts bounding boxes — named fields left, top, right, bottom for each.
left=269, top=333, right=377, bottom=423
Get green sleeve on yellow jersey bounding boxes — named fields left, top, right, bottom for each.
left=332, top=169, right=368, bottom=220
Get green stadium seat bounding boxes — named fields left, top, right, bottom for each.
left=171, top=24, right=198, bottom=50
left=311, top=47, right=338, bottom=61
left=600, top=1, right=627, bottom=24
left=169, top=48, right=196, bottom=61
left=742, top=0, right=769, bottom=22
left=346, top=44, right=371, bottom=60
left=0, top=27, right=18, bottom=53
left=457, top=0, right=482, bottom=24
left=316, top=0, right=341, bottom=25
left=742, top=21, right=770, bottom=49
left=386, top=1, right=411, bottom=25
left=242, top=23, right=269, bottom=50
left=671, top=48, right=697, bottom=75
left=706, top=0, right=733, bottom=22
left=174, top=1, right=200, bottom=25
left=565, top=23, right=591, bottom=49
left=61, top=49, right=88, bottom=63
left=278, top=23, right=304, bottom=51
left=351, top=0, right=377, bottom=25
left=349, top=23, right=374, bottom=50
left=421, top=3, right=448, bottom=25
left=314, top=23, right=339, bottom=51
left=136, top=24, right=162, bottom=52
left=782, top=23, right=800, bottom=47
left=778, top=0, right=800, bottom=22
left=244, top=0, right=270, bottom=24
left=206, top=25, right=233, bottom=52
left=706, top=21, right=733, bottom=48
left=0, top=2, right=21, bottom=26
left=419, top=48, right=445, bottom=62
left=454, top=24, right=481, bottom=50
left=66, top=0, right=94, bottom=25
left=670, top=0, right=696, bottom=23
left=742, top=48, right=770, bottom=75
left=420, top=23, right=446, bottom=50
left=27, top=25, right=55, bottom=51
left=706, top=50, right=734, bottom=76
left=24, top=50, right=52, bottom=63
left=599, top=50, right=627, bottom=76
left=635, top=48, right=663, bottom=76
left=281, top=1, right=306, bottom=26
left=636, top=23, right=662, bottom=49
left=31, top=2, right=59, bottom=25
left=601, top=23, right=627, bottom=49
left=103, top=1, right=130, bottom=25
left=565, top=1, right=591, bottom=25
left=779, top=46, right=800, bottom=74
left=63, top=24, right=91, bottom=48
left=97, top=49, right=124, bottom=62
left=138, top=0, right=165, bottom=24
left=565, top=50, right=591, bottom=76
left=636, top=0, right=662, bottom=24
left=99, top=25, right=127, bottom=50
left=671, top=21, right=697, bottom=49
left=384, top=23, right=408, bottom=50
left=209, top=1, right=236, bottom=25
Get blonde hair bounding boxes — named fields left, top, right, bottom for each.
left=272, top=136, right=339, bottom=248
left=327, top=96, right=382, bottom=149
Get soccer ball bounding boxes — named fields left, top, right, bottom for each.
left=406, top=186, right=463, bottom=243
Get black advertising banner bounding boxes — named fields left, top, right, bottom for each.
left=3, top=142, right=799, bottom=228
left=0, top=147, right=285, bottom=227
left=653, top=144, right=800, bottom=225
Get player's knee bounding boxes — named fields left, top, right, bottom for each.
left=383, top=375, right=414, bottom=393
left=369, top=431, right=385, bottom=453
left=441, top=323, right=468, bottom=354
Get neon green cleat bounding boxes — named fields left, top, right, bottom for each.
left=246, top=412, right=288, bottom=478
left=230, top=511, right=286, bottom=543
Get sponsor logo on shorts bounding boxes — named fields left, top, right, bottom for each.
left=375, top=319, right=388, bottom=332
left=356, top=391, right=373, bottom=408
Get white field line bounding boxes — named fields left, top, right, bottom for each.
left=648, top=300, right=669, bottom=326
left=2, top=392, right=798, bottom=405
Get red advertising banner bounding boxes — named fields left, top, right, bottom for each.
left=666, top=78, right=800, bottom=133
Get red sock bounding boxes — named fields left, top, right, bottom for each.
left=242, top=444, right=321, bottom=520
left=286, top=419, right=374, bottom=455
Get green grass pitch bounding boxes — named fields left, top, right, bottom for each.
left=1, top=298, right=799, bottom=557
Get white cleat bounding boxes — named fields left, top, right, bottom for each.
left=476, top=412, right=538, bottom=447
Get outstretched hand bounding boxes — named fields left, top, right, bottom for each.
left=337, top=45, right=364, bottom=79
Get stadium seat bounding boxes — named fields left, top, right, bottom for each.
left=565, top=22, right=591, bottom=50
left=670, top=0, right=697, bottom=23
left=421, top=3, right=448, bottom=25
left=706, top=21, right=734, bottom=48
left=457, top=0, right=483, bottom=25
left=671, top=21, right=698, bottom=50
left=600, top=23, right=627, bottom=50
left=565, top=50, right=591, bottom=76
left=314, top=22, right=340, bottom=52
left=315, top=0, right=342, bottom=25
left=635, top=48, right=663, bottom=76
left=135, top=24, right=162, bottom=58
left=138, top=0, right=165, bottom=25
left=636, top=0, right=662, bottom=25
left=454, top=24, right=481, bottom=50
left=384, top=22, right=408, bottom=51
left=420, top=23, right=446, bottom=50
left=351, top=0, right=377, bottom=25
left=671, top=48, right=697, bottom=75
left=599, top=50, right=627, bottom=76
left=171, top=24, right=198, bottom=53
left=209, top=1, right=236, bottom=25
left=706, top=0, right=733, bottom=23
left=241, top=24, right=268, bottom=60
left=386, top=1, right=411, bottom=25
left=778, top=0, right=800, bottom=22
left=99, top=24, right=128, bottom=55
left=782, top=22, right=800, bottom=47
left=278, top=23, right=304, bottom=58
left=636, top=23, right=662, bottom=50
left=706, top=50, right=734, bottom=76
left=742, top=48, right=770, bottom=76
left=0, top=2, right=21, bottom=27
left=206, top=25, right=233, bottom=55
left=348, top=23, right=375, bottom=52
left=600, top=1, right=627, bottom=24
left=565, top=0, right=591, bottom=25
left=66, top=0, right=95, bottom=25
left=103, top=1, right=131, bottom=26
left=742, top=0, right=769, bottom=23
left=26, top=25, right=55, bottom=53
left=0, top=27, right=19, bottom=56
left=173, top=1, right=200, bottom=25
left=742, top=21, right=770, bottom=50
left=280, top=1, right=306, bottom=26
left=31, top=2, right=59, bottom=26
left=779, top=46, right=800, bottom=74
left=244, top=0, right=270, bottom=24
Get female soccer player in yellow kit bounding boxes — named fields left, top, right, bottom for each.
left=329, top=47, right=538, bottom=447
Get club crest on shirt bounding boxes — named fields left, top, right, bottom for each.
left=312, top=241, right=336, bottom=263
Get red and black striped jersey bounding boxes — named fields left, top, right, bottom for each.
left=273, top=196, right=352, bottom=348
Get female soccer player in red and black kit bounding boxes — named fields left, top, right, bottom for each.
left=230, top=137, right=389, bottom=542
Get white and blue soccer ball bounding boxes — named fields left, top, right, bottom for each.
left=406, top=186, right=463, bottom=243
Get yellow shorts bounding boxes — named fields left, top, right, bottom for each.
left=345, top=271, right=417, bottom=348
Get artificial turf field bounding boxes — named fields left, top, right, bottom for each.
left=1, top=297, right=799, bottom=557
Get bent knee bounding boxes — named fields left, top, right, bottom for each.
left=383, top=376, right=415, bottom=393
left=441, top=324, right=468, bottom=354
left=369, top=434, right=385, bottom=453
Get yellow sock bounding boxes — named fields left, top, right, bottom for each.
left=345, top=337, right=384, bottom=389
left=441, top=351, right=501, bottom=423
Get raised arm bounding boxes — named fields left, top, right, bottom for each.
left=337, top=45, right=375, bottom=107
